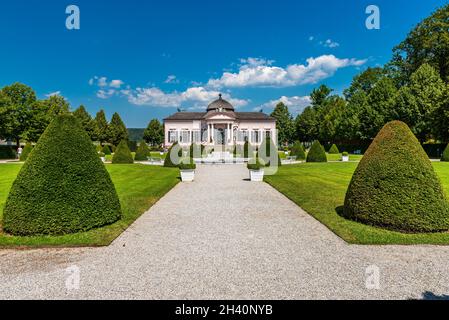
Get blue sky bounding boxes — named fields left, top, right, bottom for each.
left=0, top=0, right=447, bottom=127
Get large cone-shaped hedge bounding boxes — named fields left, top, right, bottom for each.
left=306, top=141, right=327, bottom=162
left=343, top=121, right=449, bottom=233
left=112, top=140, right=134, bottom=164
left=19, top=143, right=33, bottom=162
left=134, top=141, right=151, bottom=161
left=290, top=141, right=306, bottom=160
left=3, top=115, right=122, bottom=236
left=441, top=144, right=449, bottom=162
left=328, top=144, right=340, bottom=154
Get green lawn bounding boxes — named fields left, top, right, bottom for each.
left=265, top=161, right=449, bottom=245
left=105, top=151, right=166, bottom=162
left=0, top=164, right=179, bottom=247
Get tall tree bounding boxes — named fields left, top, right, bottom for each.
left=143, top=119, right=164, bottom=147
left=295, top=106, right=318, bottom=142
left=395, top=64, right=445, bottom=142
left=0, top=83, right=37, bottom=146
left=73, top=105, right=96, bottom=140
left=270, top=102, right=294, bottom=145
left=390, top=4, right=449, bottom=83
left=107, top=112, right=128, bottom=146
left=94, top=110, right=109, bottom=146
left=343, top=67, right=386, bottom=99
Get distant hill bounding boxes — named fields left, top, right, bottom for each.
left=127, top=128, right=145, bottom=142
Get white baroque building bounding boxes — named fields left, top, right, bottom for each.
left=164, top=95, right=277, bottom=148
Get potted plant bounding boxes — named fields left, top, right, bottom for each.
left=98, top=152, right=106, bottom=163
left=247, top=158, right=265, bottom=182
left=179, top=158, right=196, bottom=182
left=342, top=152, right=349, bottom=162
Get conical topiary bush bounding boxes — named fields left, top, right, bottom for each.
left=343, top=121, right=449, bottom=233
left=112, top=140, right=134, bottom=164
left=290, top=141, right=306, bottom=160
left=19, top=142, right=33, bottom=162
left=102, top=145, right=112, bottom=155
left=441, top=144, right=449, bottom=162
left=164, top=142, right=183, bottom=167
left=306, top=141, right=327, bottom=162
left=134, top=141, right=151, bottom=161
left=3, top=115, right=121, bottom=236
left=328, top=144, right=340, bottom=154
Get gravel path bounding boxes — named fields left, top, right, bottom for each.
left=0, top=164, right=449, bottom=300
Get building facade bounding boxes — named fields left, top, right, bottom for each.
left=164, top=95, right=277, bottom=148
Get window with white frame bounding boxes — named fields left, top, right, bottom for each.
left=237, top=130, right=248, bottom=142
left=251, top=130, right=261, bottom=143
left=192, top=130, right=201, bottom=143
left=265, top=130, right=272, bottom=139
left=180, top=130, right=190, bottom=143
left=168, top=130, right=178, bottom=143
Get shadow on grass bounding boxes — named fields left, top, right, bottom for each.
left=420, top=291, right=449, bottom=300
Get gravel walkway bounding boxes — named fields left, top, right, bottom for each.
left=0, top=164, right=449, bottom=300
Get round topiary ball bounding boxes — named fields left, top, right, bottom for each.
left=19, top=142, right=33, bottom=162
left=441, top=144, right=449, bottom=162
left=134, top=141, right=151, bottom=161
left=290, top=141, right=306, bottom=160
left=306, top=141, right=327, bottom=163
left=328, top=144, right=340, bottom=154
left=3, top=115, right=122, bottom=236
left=343, top=121, right=449, bottom=233
left=112, top=140, right=134, bottom=164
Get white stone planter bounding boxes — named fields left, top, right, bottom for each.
left=180, top=170, right=195, bottom=182
left=249, top=169, right=264, bottom=182
left=101, top=157, right=106, bottom=163
left=342, top=155, right=349, bottom=162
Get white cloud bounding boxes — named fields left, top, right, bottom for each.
left=309, top=36, right=314, bottom=41
left=97, top=89, right=116, bottom=99
left=45, top=91, right=61, bottom=98
left=164, top=75, right=179, bottom=84
left=123, top=86, right=249, bottom=109
left=321, top=39, right=340, bottom=48
left=207, top=55, right=366, bottom=88
left=109, top=80, right=124, bottom=88
left=259, top=96, right=311, bottom=115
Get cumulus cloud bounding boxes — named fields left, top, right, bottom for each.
left=123, top=86, right=249, bottom=109
left=259, top=96, right=311, bottom=115
left=207, top=55, right=366, bottom=88
left=45, top=91, right=61, bottom=98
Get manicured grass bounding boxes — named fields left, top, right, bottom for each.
left=265, top=161, right=449, bottom=245
left=0, top=164, right=179, bottom=247
left=326, top=153, right=363, bottom=162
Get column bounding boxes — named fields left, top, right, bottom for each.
left=207, top=124, right=210, bottom=144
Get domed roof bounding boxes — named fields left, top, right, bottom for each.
left=207, top=94, right=234, bottom=112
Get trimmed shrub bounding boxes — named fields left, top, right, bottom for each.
left=258, top=138, right=281, bottom=168
left=164, top=142, right=182, bottom=167
left=19, top=143, right=33, bottom=162
left=179, top=156, right=196, bottom=170
left=343, top=121, right=449, bottom=233
left=96, top=144, right=102, bottom=153
left=247, top=157, right=265, bottom=170
left=243, top=141, right=256, bottom=158
left=328, top=144, right=340, bottom=154
left=127, top=140, right=138, bottom=152
left=342, top=152, right=349, bottom=157
left=0, top=146, right=16, bottom=159
left=290, top=141, right=306, bottom=160
left=441, top=144, right=449, bottom=162
left=306, top=141, right=327, bottom=162
left=102, top=145, right=112, bottom=155
left=134, top=141, right=151, bottom=161
left=3, top=114, right=121, bottom=236
left=112, top=140, right=134, bottom=164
